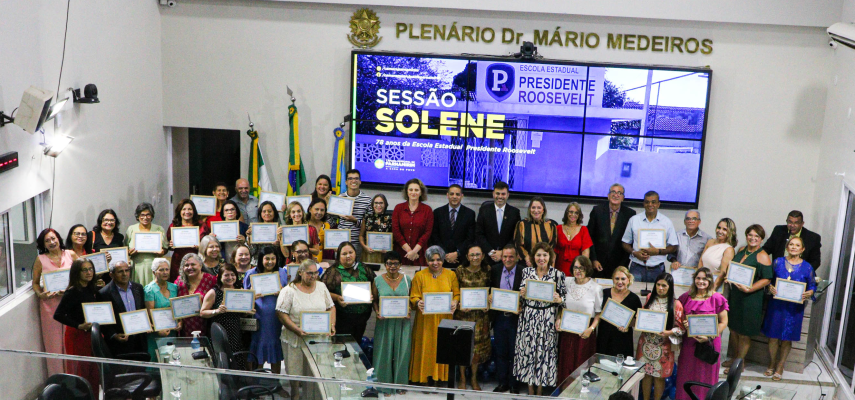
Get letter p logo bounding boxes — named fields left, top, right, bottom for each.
left=485, top=63, right=515, bottom=102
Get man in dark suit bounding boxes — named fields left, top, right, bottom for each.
left=587, top=183, right=637, bottom=279
left=99, top=260, right=148, bottom=356
left=476, top=181, right=522, bottom=265
left=430, top=184, right=476, bottom=269
left=490, top=244, right=524, bottom=394
left=763, top=210, right=822, bottom=271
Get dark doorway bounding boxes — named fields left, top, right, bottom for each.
left=188, top=128, right=240, bottom=196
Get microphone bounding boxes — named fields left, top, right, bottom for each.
left=584, top=365, right=618, bottom=382
left=738, top=385, right=762, bottom=400
left=307, top=340, right=350, bottom=358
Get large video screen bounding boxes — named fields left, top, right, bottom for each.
left=350, top=51, right=711, bottom=205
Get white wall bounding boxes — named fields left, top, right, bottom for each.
left=162, top=0, right=831, bottom=238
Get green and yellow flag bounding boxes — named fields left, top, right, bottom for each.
left=247, top=127, right=272, bottom=197
left=287, top=104, right=307, bottom=195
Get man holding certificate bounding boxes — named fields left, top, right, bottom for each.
left=99, top=260, right=148, bottom=355
left=621, top=191, right=679, bottom=283
left=489, top=245, right=525, bottom=394
left=336, top=169, right=373, bottom=257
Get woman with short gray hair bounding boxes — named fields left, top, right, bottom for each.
left=143, top=257, right=179, bottom=360
left=125, top=202, right=168, bottom=285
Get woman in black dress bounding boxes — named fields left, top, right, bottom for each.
left=594, top=266, right=642, bottom=357
left=201, top=263, right=253, bottom=369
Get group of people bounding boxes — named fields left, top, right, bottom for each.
left=30, top=170, right=822, bottom=400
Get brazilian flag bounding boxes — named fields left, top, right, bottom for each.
left=288, top=104, right=306, bottom=195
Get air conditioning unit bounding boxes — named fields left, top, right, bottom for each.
left=828, top=22, right=855, bottom=50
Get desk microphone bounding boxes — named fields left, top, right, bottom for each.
left=307, top=340, right=351, bottom=358
left=583, top=365, right=618, bottom=382
left=738, top=385, right=761, bottom=400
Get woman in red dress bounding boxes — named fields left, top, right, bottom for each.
left=555, top=202, right=593, bottom=275
left=391, top=178, right=434, bottom=266
left=167, top=199, right=209, bottom=282
left=175, top=253, right=217, bottom=337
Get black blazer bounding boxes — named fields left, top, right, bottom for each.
left=587, top=203, right=636, bottom=278
left=490, top=262, right=525, bottom=320
left=99, top=281, right=147, bottom=356
left=762, top=225, right=822, bottom=270
left=475, top=203, right=522, bottom=254
left=430, top=204, right=477, bottom=268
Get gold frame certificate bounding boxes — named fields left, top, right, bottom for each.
left=42, top=268, right=70, bottom=293
left=726, top=262, right=756, bottom=287
left=687, top=314, right=719, bottom=337
left=224, top=289, right=256, bottom=312
left=149, top=308, right=178, bottom=331
left=84, top=252, right=109, bottom=275
left=559, top=309, right=591, bottom=334
left=170, top=294, right=202, bottom=320
left=190, top=195, right=217, bottom=216
left=460, top=287, right=489, bottom=310
left=379, top=296, right=410, bottom=318
left=490, top=288, right=520, bottom=314
left=171, top=227, right=200, bottom=248
left=134, top=232, right=163, bottom=253
left=423, top=292, right=453, bottom=314
left=250, top=272, right=282, bottom=296
left=250, top=223, right=279, bottom=244
left=638, top=229, right=667, bottom=249
left=210, top=221, right=240, bottom=242
left=341, top=282, right=372, bottom=304
left=324, top=229, right=350, bottom=249
left=286, top=195, right=312, bottom=214
left=601, top=298, right=635, bottom=330
left=301, top=311, right=332, bottom=334
left=366, top=232, right=393, bottom=252
left=595, top=278, right=613, bottom=288
left=672, top=267, right=696, bottom=287
left=327, top=196, right=355, bottom=217
left=82, top=302, right=116, bottom=325
left=103, top=247, right=129, bottom=265
left=280, top=225, right=309, bottom=245
left=524, top=279, right=556, bottom=302
left=635, top=309, right=668, bottom=333
left=259, top=191, right=287, bottom=211
left=774, top=278, right=807, bottom=304
left=120, top=309, right=153, bottom=335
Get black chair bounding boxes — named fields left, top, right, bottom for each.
left=211, top=322, right=252, bottom=369
left=39, top=384, right=66, bottom=400
left=684, top=380, right=729, bottom=400
left=683, top=358, right=743, bottom=400
left=44, top=374, right=95, bottom=400
left=217, top=352, right=277, bottom=400
left=90, top=323, right=161, bottom=400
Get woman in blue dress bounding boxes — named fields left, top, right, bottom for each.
left=761, top=237, right=816, bottom=381
left=244, top=246, right=289, bottom=374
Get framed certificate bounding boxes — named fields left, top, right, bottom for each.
left=559, top=309, right=591, bottom=334
left=490, top=288, right=520, bottom=314
left=635, top=309, right=668, bottom=333
left=250, top=272, right=282, bottom=296
left=726, top=262, right=756, bottom=287
left=379, top=296, right=410, bottom=318
left=287, top=195, right=312, bottom=214
left=42, top=268, right=70, bottom=293
left=324, top=229, right=350, bottom=249
left=672, top=267, right=696, bottom=287
left=366, top=232, right=393, bottom=252
left=341, top=282, right=372, bottom=304
left=82, top=302, right=116, bottom=325
left=170, top=294, right=202, bottom=320
left=171, top=226, right=200, bottom=248
left=119, top=309, right=153, bottom=335
left=103, top=247, right=129, bottom=265
left=190, top=195, right=217, bottom=216
left=134, top=232, right=163, bottom=253
left=223, top=289, right=256, bottom=312
left=281, top=225, right=309, bottom=246
left=149, top=308, right=178, bottom=331
left=84, top=252, right=109, bottom=275
left=595, top=278, right=614, bottom=288
left=327, top=196, right=355, bottom=217
left=524, top=279, right=556, bottom=302
left=286, top=264, right=300, bottom=282
left=460, top=287, right=489, bottom=310
left=774, top=278, right=807, bottom=304
left=301, top=311, right=332, bottom=334
left=210, top=221, right=240, bottom=242
left=687, top=314, right=719, bottom=337
left=250, top=223, right=279, bottom=244
left=638, top=229, right=667, bottom=249
left=423, top=292, right=453, bottom=314
left=601, top=298, right=636, bottom=330
left=259, top=191, right=287, bottom=211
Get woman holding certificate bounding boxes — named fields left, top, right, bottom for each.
left=675, top=267, right=729, bottom=400
left=307, top=198, right=337, bottom=262
left=33, top=228, right=78, bottom=376
left=201, top=264, right=250, bottom=369
left=218, top=200, right=249, bottom=260
left=556, top=255, right=602, bottom=383
left=392, top=178, right=434, bottom=266
left=636, top=273, right=684, bottom=400
left=453, top=245, right=492, bottom=390
left=280, top=201, right=320, bottom=261
left=276, top=259, right=335, bottom=400
left=125, top=203, right=168, bottom=285
left=320, top=242, right=376, bottom=343
left=144, top=258, right=179, bottom=361
left=698, top=218, right=737, bottom=291
left=167, top=199, right=209, bottom=282
left=514, top=197, right=558, bottom=268
left=311, top=174, right=334, bottom=204
left=231, top=244, right=253, bottom=282
left=554, top=203, right=593, bottom=275
left=53, top=258, right=101, bottom=391
left=360, top=194, right=392, bottom=265
left=243, top=246, right=289, bottom=374
left=595, top=266, right=642, bottom=357
left=199, top=235, right=225, bottom=276
left=410, top=246, right=460, bottom=385
left=249, top=200, right=286, bottom=267
left=66, top=224, right=93, bottom=257
left=514, top=242, right=567, bottom=396
left=88, top=209, right=125, bottom=254
left=761, top=237, right=816, bottom=381
left=175, top=253, right=217, bottom=337
left=372, top=251, right=412, bottom=393
left=721, top=224, right=772, bottom=375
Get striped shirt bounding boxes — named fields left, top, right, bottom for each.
left=337, top=190, right=372, bottom=253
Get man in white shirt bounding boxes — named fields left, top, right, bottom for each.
left=621, top=191, right=679, bottom=283
left=669, top=210, right=711, bottom=270
left=336, top=169, right=372, bottom=257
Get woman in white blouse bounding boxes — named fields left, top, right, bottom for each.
left=555, top=255, right=603, bottom=383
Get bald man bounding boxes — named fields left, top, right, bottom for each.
left=231, top=178, right=260, bottom=223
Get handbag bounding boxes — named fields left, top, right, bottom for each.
left=240, top=318, right=258, bottom=332
left=694, top=340, right=720, bottom=365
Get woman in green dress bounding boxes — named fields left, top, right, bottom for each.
left=143, top=258, right=180, bottom=360
left=371, top=251, right=412, bottom=394
left=720, top=224, right=772, bottom=374
left=125, top=203, right=168, bottom=286
left=454, top=244, right=492, bottom=390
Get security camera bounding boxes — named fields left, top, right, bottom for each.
left=829, top=39, right=838, bottom=49
left=159, top=0, right=176, bottom=7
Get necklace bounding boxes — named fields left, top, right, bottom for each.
left=742, top=246, right=759, bottom=261
left=386, top=273, right=402, bottom=281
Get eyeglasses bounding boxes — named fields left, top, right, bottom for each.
left=572, top=266, right=585, bottom=271
left=609, top=190, right=624, bottom=195
left=468, top=253, right=483, bottom=258
left=102, top=219, right=116, bottom=223
left=72, top=232, right=88, bottom=237
left=346, top=177, right=360, bottom=181
left=294, top=250, right=309, bottom=255
left=685, top=217, right=700, bottom=221
left=81, top=268, right=94, bottom=272
left=303, top=271, right=319, bottom=276
left=386, top=262, right=401, bottom=267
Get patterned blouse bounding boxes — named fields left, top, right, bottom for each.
left=363, top=212, right=392, bottom=233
